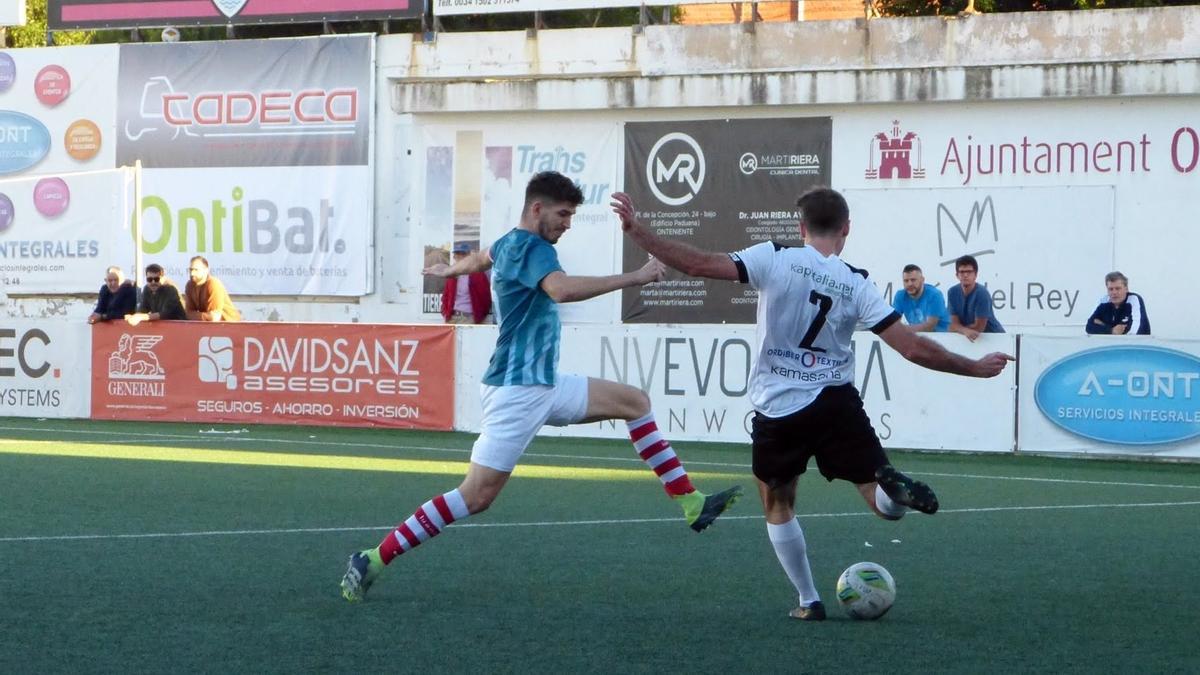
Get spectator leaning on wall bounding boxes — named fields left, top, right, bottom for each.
left=1086, top=271, right=1150, bottom=335
left=87, top=266, right=137, bottom=324
left=185, top=256, right=242, bottom=322
left=126, top=263, right=187, bottom=326
left=891, top=263, right=949, bottom=332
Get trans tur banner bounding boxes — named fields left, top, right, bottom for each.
left=91, top=322, right=455, bottom=430
left=117, top=36, right=375, bottom=295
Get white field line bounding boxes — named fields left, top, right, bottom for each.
left=1, top=500, right=1198, bottom=544
left=1, top=425, right=1199, bottom=491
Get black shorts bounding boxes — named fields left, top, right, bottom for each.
left=751, top=383, right=889, bottom=488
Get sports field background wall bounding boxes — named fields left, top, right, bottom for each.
left=1, top=7, right=1199, bottom=458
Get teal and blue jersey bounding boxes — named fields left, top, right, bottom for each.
left=482, top=228, right=564, bottom=386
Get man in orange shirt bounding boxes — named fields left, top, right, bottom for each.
left=184, top=256, right=242, bottom=322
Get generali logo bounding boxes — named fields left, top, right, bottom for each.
left=106, top=334, right=165, bottom=396
left=866, top=120, right=925, bottom=181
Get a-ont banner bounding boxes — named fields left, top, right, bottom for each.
left=1019, top=335, right=1200, bottom=459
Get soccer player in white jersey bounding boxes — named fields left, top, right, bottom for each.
left=612, top=187, right=1014, bottom=621
left=340, top=171, right=743, bottom=603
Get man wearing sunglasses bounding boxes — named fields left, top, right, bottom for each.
left=126, top=263, right=186, bottom=326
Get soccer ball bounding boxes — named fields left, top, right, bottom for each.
left=835, top=562, right=896, bottom=620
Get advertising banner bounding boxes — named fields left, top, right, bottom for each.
left=116, top=37, right=374, bottom=295
left=457, top=324, right=1015, bottom=452
left=434, top=0, right=715, bottom=15
left=50, top=1, right=420, bottom=30
left=841, top=186, right=1114, bottom=329
left=833, top=104, right=1200, bottom=336
left=0, top=168, right=134, bottom=293
left=0, top=44, right=120, bottom=177
left=414, top=122, right=620, bottom=322
left=91, top=322, right=455, bottom=430
left=0, top=320, right=91, bottom=419
left=1018, top=335, right=1200, bottom=458
left=132, top=166, right=372, bottom=295
left=621, top=118, right=832, bottom=323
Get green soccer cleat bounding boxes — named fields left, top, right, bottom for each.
left=340, top=548, right=383, bottom=603
left=677, top=486, right=743, bottom=532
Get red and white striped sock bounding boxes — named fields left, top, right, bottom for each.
left=377, top=488, right=470, bottom=565
left=627, top=412, right=696, bottom=497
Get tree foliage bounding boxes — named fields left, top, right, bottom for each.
left=876, top=0, right=1177, bottom=17
left=7, top=0, right=93, bottom=47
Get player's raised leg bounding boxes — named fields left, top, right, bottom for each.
left=580, top=377, right=742, bottom=532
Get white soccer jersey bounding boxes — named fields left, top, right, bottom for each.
left=729, top=242, right=900, bottom=418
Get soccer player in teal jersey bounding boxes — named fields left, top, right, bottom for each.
left=341, top=171, right=742, bottom=603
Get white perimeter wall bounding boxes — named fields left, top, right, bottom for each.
left=457, top=326, right=1017, bottom=453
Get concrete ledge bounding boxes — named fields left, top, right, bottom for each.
left=392, top=59, right=1200, bottom=113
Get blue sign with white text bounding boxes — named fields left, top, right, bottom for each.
left=1035, top=346, right=1200, bottom=445
left=0, top=111, right=51, bottom=175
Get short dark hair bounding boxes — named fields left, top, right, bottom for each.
left=190, top=255, right=209, bottom=268
left=795, top=187, right=849, bottom=235
left=1105, top=271, right=1128, bottom=285
left=902, top=264, right=922, bottom=274
left=955, top=255, right=978, bottom=273
left=145, top=263, right=164, bottom=276
left=524, top=171, right=584, bottom=210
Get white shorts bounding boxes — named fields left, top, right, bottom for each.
left=470, top=374, right=590, bottom=473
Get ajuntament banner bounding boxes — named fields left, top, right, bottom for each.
left=50, top=0, right=420, bottom=30
left=91, top=321, right=456, bottom=430
left=622, top=117, right=831, bottom=324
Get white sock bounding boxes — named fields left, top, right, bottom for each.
left=767, top=519, right=820, bottom=606
left=875, top=484, right=907, bottom=518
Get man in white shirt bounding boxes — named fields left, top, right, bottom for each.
left=612, top=186, right=1013, bottom=621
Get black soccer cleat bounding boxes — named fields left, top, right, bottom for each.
left=682, top=485, right=744, bottom=533
left=789, top=601, right=827, bottom=621
left=875, top=465, right=939, bottom=514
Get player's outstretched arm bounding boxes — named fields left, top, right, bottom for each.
left=611, top=192, right=739, bottom=281
left=878, top=321, right=1014, bottom=377
left=540, top=258, right=666, bottom=304
left=424, top=248, right=493, bottom=279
